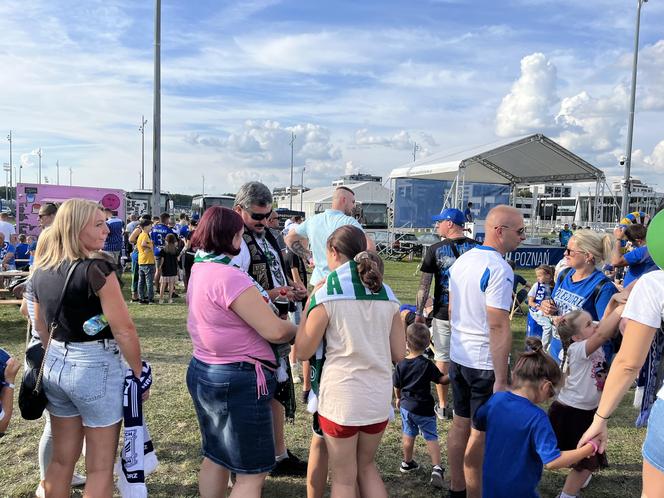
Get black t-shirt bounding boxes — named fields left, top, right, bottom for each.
left=160, top=251, right=179, bottom=277
left=420, top=236, right=478, bottom=320
left=32, top=259, right=116, bottom=342
left=393, top=355, right=444, bottom=416
left=284, top=249, right=307, bottom=305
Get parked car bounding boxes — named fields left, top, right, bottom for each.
left=393, top=233, right=423, bottom=256
left=417, top=233, right=440, bottom=246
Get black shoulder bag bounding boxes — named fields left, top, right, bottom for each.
left=19, top=260, right=81, bottom=420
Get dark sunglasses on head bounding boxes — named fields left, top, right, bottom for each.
left=246, top=208, right=273, bottom=221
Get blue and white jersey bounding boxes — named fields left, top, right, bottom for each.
left=0, top=241, right=16, bottom=268
left=623, top=245, right=658, bottom=288
left=449, top=246, right=514, bottom=370
left=150, top=223, right=174, bottom=256
left=551, top=269, right=616, bottom=320
left=527, top=282, right=552, bottom=312
left=103, top=216, right=125, bottom=252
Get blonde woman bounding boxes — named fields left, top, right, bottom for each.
left=31, top=199, right=145, bottom=498
left=540, top=229, right=618, bottom=363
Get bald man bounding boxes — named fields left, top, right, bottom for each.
left=285, top=186, right=375, bottom=285
left=446, top=205, right=526, bottom=498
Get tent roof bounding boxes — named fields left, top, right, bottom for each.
left=389, top=134, right=605, bottom=184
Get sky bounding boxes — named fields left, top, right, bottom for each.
left=1, top=0, right=664, bottom=196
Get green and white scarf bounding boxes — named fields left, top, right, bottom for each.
left=305, top=260, right=399, bottom=412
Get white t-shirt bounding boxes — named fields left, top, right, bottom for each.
left=622, top=270, right=664, bottom=399
left=557, top=340, right=607, bottom=410
left=0, top=220, right=15, bottom=242
left=449, top=246, right=514, bottom=370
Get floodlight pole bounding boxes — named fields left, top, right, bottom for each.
left=6, top=131, right=12, bottom=204
left=621, top=0, right=647, bottom=217
left=300, top=167, right=305, bottom=212
left=413, top=142, right=420, bottom=162
left=56, top=160, right=60, bottom=185
left=37, top=148, right=42, bottom=184
left=151, top=0, right=161, bottom=216
left=289, top=132, right=296, bottom=210
left=140, top=115, right=148, bottom=190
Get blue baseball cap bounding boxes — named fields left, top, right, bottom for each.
left=432, top=208, right=465, bottom=226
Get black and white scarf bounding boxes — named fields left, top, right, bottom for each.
left=115, top=361, right=158, bottom=497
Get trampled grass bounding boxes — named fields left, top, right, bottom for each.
left=0, top=262, right=643, bottom=497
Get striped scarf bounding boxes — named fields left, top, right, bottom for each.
left=115, top=362, right=157, bottom=498
left=305, top=260, right=399, bottom=411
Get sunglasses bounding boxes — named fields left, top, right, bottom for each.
left=245, top=208, right=273, bottom=221
left=497, top=225, right=526, bottom=235
left=564, top=248, right=586, bottom=256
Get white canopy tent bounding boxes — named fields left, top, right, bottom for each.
left=388, top=134, right=607, bottom=227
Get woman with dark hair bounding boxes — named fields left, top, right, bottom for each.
left=186, top=206, right=296, bottom=498
left=296, top=225, right=405, bottom=498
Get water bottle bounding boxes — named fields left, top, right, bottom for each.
left=83, top=314, right=109, bottom=336
left=274, top=289, right=290, bottom=317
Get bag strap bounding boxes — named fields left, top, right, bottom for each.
left=34, top=260, right=82, bottom=393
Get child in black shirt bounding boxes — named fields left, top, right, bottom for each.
left=393, top=323, right=449, bottom=489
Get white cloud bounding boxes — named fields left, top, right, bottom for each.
left=495, top=53, right=558, bottom=137
left=644, top=140, right=664, bottom=172
left=354, top=129, right=414, bottom=150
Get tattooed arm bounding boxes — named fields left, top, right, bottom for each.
left=285, top=230, right=313, bottom=262
left=415, top=272, right=433, bottom=324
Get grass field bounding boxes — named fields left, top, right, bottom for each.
left=0, top=262, right=644, bottom=497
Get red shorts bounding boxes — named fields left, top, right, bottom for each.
left=317, top=414, right=388, bottom=438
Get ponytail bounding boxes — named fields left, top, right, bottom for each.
left=512, top=337, right=561, bottom=389
left=354, top=251, right=384, bottom=293
left=556, top=310, right=584, bottom=376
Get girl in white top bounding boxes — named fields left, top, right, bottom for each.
left=547, top=304, right=623, bottom=498
left=296, top=225, right=405, bottom=498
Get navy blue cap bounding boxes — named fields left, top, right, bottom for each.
left=432, top=208, right=465, bottom=226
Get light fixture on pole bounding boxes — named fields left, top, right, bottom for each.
left=140, top=115, right=148, bottom=190
left=300, top=167, right=305, bottom=212
left=621, top=0, right=648, bottom=217
left=151, top=0, right=162, bottom=216
left=289, top=131, right=296, bottom=210
left=6, top=131, right=13, bottom=204
left=37, top=148, right=42, bottom=184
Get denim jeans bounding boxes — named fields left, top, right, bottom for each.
left=138, top=263, right=155, bottom=301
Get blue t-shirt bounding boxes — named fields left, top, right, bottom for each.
left=559, top=229, right=573, bottom=247
left=15, top=242, right=30, bottom=263
left=474, top=391, right=560, bottom=498
left=28, top=241, right=37, bottom=265
left=103, top=217, right=125, bottom=252
left=179, top=225, right=190, bottom=239
left=295, top=209, right=363, bottom=285
left=150, top=223, right=175, bottom=257
left=0, top=242, right=16, bottom=267
left=623, top=245, right=658, bottom=288
left=549, top=268, right=617, bottom=362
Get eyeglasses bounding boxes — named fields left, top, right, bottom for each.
left=496, top=225, right=526, bottom=235
left=244, top=208, right=273, bottom=221
left=564, top=248, right=586, bottom=256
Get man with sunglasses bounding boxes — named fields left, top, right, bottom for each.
left=446, top=205, right=526, bottom=498
left=232, top=181, right=308, bottom=477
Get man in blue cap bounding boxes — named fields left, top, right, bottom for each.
left=415, top=208, right=478, bottom=420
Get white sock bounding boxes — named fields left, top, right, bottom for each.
left=275, top=450, right=288, bottom=462
left=559, top=492, right=576, bottom=498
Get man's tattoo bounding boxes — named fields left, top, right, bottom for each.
left=416, top=273, right=433, bottom=315
left=291, top=239, right=312, bottom=261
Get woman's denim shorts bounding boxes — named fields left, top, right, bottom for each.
left=42, top=339, right=124, bottom=428
left=187, top=357, right=277, bottom=474
left=643, top=397, right=664, bottom=472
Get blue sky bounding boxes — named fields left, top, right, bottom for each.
left=1, top=0, right=664, bottom=195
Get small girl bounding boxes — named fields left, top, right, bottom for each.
left=547, top=304, right=624, bottom=498
left=474, top=337, right=600, bottom=498
left=526, top=265, right=554, bottom=349
left=159, top=233, right=179, bottom=304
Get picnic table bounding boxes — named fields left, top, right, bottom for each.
left=0, top=270, right=29, bottom=306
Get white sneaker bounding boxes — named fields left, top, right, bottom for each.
left=71, top=472, right=86, bottom=487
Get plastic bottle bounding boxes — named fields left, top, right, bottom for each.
left=83, top=314, right=109, bottom=336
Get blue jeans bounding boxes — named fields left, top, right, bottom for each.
left=186, top=357, right=277, bottom=474
left=400, top=407, right=439, bottom=441
left=138, top=264, right=155, bottom=301
left=643, top=398, right=664, bottom=472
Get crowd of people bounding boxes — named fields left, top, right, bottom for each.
left=1, top=183, right=664, bottom=498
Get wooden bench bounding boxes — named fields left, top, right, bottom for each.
left=0, top=299, right=22, bottom=306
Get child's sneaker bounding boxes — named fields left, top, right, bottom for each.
left=430, top=465, right=444, bottom=488
left=400, top=460, right=419, bottom=473
left=159, top=299, right=164, bottom=304
left=168, top=298, right=173, bottom=304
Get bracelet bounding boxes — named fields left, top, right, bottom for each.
left=587, top=439, right=599, bottom=454
left=595, top=411, right=610, bottom=420
left=3, top=383, right=15, bottom=390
